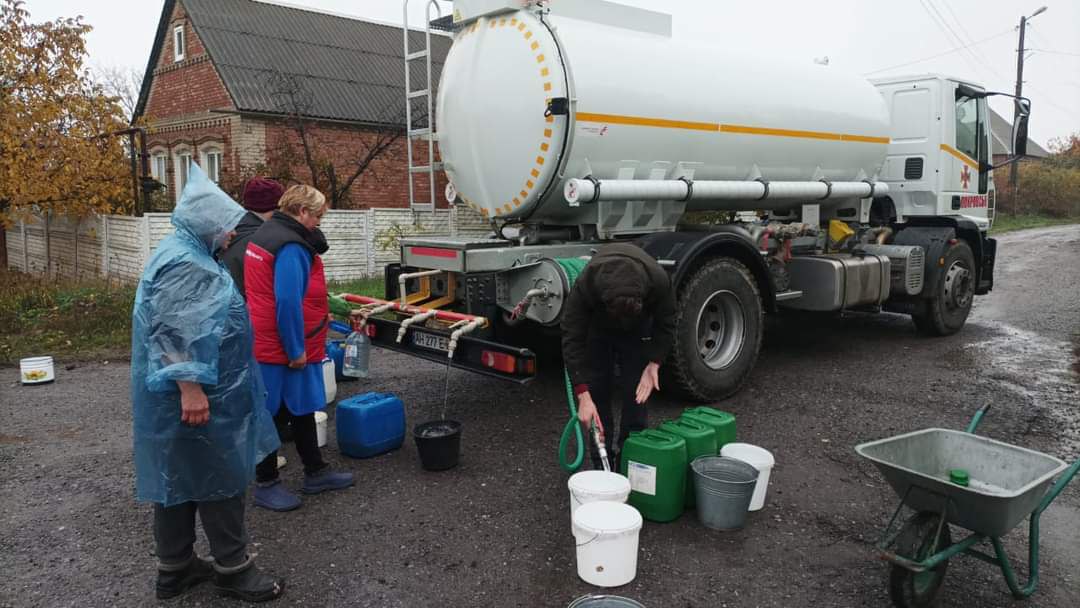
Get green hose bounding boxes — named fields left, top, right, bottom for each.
left=554, top=257, right=590, bottom=472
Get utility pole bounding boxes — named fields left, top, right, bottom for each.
left=1010, top=6, right=1047, bottom=200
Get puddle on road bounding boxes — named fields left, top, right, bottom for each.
left=965, top=323, right=1079, bottom=459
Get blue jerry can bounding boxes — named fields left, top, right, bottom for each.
left=336, top=393, right=405, bottom=458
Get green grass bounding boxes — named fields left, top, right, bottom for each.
left=0, top=270, right=136, bottom=365
left=990, top=214, right=1079, bottom=235
left=0, top=271, right=388, bottom=366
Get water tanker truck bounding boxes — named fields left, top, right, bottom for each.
left=345, top=0, right=1032, bottom=400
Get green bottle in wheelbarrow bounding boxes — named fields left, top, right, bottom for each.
left=658, top=418, right=718, bottom=508
left=682, top=407, right=737, bottom=450
left=620, top=429, right=687, bottom=522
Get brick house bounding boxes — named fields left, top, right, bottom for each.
left=134, top=0, right=451, bottom=210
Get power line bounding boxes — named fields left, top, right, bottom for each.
left=924, top=0, right=1012, bottom=85
left=918, top=0, right=984, bottom=77
left=1030, top=49, right=1080, bottom=58
left=862, top=29, right=1013, bottom=76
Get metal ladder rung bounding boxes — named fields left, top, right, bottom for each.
left=410, top=163, right=443, bottom=173
left=406, top=50, right=429, bottom=61
left=407, top=89, right=430, bottom=99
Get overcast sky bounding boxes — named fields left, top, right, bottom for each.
left=27, top=0, right=1080, bottom=148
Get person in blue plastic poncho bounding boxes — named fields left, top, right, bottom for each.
left=131, top=164, right=285, bottom=603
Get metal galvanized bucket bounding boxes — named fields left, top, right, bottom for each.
left=691, top=456, right=759, bottom=530
left=568, top=595, right=646, bottom=608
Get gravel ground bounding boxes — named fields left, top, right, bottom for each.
left=1, top=225, right=1078, bottom=608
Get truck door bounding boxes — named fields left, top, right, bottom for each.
left=943, top=86, right=989, bottom=216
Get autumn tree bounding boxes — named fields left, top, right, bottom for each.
left=0, top=0, right=132, bottom=237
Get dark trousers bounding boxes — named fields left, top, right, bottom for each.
left=154, top=494, right=246, bottom=568
left=583, top=327, right=650, bottom=470
left=255, top=407, right=326, bottom=483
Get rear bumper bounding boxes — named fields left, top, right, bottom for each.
left=365, top=316, right=536, bottom=384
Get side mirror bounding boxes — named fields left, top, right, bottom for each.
left=1013, top=111, right=1030, bottom=158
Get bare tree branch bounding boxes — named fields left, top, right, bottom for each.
left=93, top=65, right=142, bottom=122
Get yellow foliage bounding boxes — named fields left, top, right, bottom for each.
left=0, top=0, right=131, bottom=226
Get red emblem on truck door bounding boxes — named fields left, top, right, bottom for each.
left=960, top=165, right=971, bottom=190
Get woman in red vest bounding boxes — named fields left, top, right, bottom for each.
left=245, top=185, right=354, bottom=511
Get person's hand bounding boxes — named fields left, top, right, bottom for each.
left=288, top=353, right=307, bottom=369
left=178, top=381, right=210, bottom=426
left=576, top=391, right=603, bottom=443
left=635, top=362, right=661, bottom=404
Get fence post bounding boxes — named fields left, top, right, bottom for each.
left=44, top=211, right=52, bottom=278
left=449, top=205, right=458, bottom=238
left=366, top=208, right=377, bottom=278
left=21, top=220, right=29, bottom=272
left=140, top=215, right=151, bottom=268
left=101, top=216, right=110, bottom=280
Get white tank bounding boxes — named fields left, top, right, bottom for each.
left=436, top=2, right=891, bottom=224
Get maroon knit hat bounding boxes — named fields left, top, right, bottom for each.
left=242, top=177, right=284, bottom=212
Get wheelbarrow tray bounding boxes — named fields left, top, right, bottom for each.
left=856, top=428, right=1067, bottom=537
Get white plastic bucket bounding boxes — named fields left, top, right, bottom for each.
left=322, top=358, right=337, bottom=404
left=721, top=443, right=775, bottom=511
left=20, top=356, right=55, bottom=385
left=568, top=471, right=631, bottom=517
left=315, top=411, right=328, bottom=447
left=571, top=501, right=642, bottom=587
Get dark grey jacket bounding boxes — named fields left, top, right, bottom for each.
left=221, top=211, right=265, bottom=298
left=561, top=243, right=677, bottom=388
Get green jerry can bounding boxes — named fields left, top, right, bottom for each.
left=658, top=418, right=718, bottom=508
left=619, top=429, right=687, bottom=522
left=682, top=407, right=737, bottom=450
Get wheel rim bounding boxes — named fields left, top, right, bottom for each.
left=695, top=290, right=745, bottom=370
left=943, top=260, right=973, bottom=311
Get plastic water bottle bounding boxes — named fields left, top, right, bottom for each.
left=342, top=331, right=370, bottom=378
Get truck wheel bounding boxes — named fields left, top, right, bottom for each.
left=668, top=258, right=763, bottom=401
left=911, top=241, right=975, bottom=336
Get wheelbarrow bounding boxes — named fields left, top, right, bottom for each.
left=855, top=405, right=1080, bottom=607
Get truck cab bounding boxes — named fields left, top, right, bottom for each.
left=872, top=75, right=998, bottom=230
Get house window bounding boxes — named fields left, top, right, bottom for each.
left=201, top=148, right=223, bottom=183
left=174, top=151, right=192, bottom=200
left=151, top=153, right=168, bottom=184
left=173, top=25, right=185, bottom=62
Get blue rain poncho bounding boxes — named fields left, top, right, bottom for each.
left=131, top=164, right=279, bottom=506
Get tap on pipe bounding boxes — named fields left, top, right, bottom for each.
left=446, top=318, right=485, bottom=359
left=396, top=309, right=439, bottom=343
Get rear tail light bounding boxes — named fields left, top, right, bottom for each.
left=480, top=350, right=536, bottom=374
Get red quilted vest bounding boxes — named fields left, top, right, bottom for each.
left=244, top=217, right=328, bottom=365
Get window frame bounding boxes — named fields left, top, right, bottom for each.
left=199, top=145, right=224, bottom=184
left=173, top=149, right=193, bottom=202
left=173, top=25, right=185, bottom=62
left=150, top=151, right=168, bottom=184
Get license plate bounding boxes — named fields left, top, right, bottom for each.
left=412, top=330, right=450, bottom=352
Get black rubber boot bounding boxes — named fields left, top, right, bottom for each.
left=156, top=555, right=214, bottom=600
left=213, top=555, right=285, bottom=603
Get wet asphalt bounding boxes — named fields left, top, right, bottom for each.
left=1, top=225, right=1078, bottom=608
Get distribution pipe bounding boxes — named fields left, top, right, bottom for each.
left=342, top=294, right=488, bottom=326
left=564, top=178, right=888, bottom=204
left=397, top=269, right=443, bottom=307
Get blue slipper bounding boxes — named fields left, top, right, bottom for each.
left=253, top=480, right=302, bottom=512
left=301, top=469, right=354, bottom=495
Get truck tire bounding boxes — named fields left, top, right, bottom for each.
left=668, top=258, right=763, bottom=401
left=911, top=241, right=975, bottom=336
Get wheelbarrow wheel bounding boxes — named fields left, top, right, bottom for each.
left=889, top=512, right=952, bottom=608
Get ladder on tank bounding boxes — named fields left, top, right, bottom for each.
left=402, top=0, right=444, bottom=213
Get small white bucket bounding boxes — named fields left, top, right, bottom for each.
left=20, top=356, right=55, bottom=385
left=322, top=358, right=337, bottom=404
left=568, top=471, right=631, bottom=517
left=314, top=411, right=328, bottom=447
left=721, top=443, right=775, bottom=511
left=572, top=501, right=643, bottom=588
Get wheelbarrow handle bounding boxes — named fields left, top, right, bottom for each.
left=965, top=404, right=993, bottom=434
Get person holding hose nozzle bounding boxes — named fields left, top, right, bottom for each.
left=561, top=244, right=677, bottom=471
